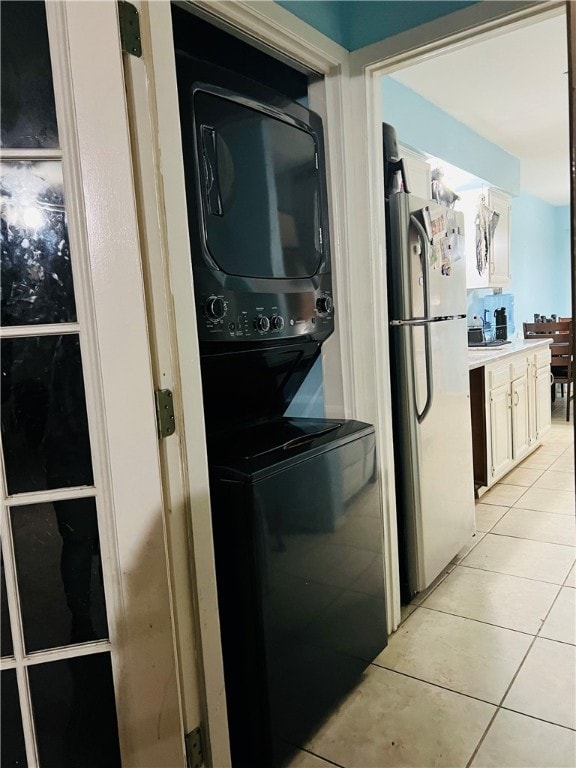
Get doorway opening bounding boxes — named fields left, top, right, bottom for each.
left=379, top=8, right=571, bottom=334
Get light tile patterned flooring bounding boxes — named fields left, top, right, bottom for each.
left=289, top=403, right=575, bottom=767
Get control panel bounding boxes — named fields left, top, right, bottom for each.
left=198, top=288, right=334, bottom=344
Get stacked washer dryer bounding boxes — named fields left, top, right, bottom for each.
left=174, top=42, right=388, bottom=768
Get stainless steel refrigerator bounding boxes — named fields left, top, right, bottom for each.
left=383, top=128, right=476, bottom=601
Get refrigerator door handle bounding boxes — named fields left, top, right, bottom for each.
left=415, top=322, right=434, bottom=424
left=409, top=213, right=431, bottom=321
left=409, top=213, right=434, bottom=422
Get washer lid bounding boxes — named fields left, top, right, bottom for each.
left=208, top=417, right=375, bottom=481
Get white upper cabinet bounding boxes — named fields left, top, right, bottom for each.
left=487, top=188, right=512, bottom=286
left=459, top=187, right=511, bottom=289
left=399, top=145, right=431, bottom=200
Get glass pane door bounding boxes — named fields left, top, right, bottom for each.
left=1, top=3, right=121, bottom=764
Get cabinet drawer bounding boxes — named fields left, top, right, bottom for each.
left=487, top=363, right=510, bottom=390
left=535, top=347, right=551, bottom=368
left=511, top=357, right=529, bottom=381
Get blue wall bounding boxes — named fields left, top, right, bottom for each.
left=555, top=204, right=572, bottom=317
left=510, top=198, right=571, bottom=326
left=381, top=76, right=571, bottom=332
left=382, top=77, right=520, bottom=195
left=276, top=1, right=479, bottom=51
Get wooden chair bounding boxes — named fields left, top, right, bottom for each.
left=523, top=320, right=573, bottom=421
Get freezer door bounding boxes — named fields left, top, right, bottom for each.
left=386, top=191, right=414, bottom=322
left=398, top=316, right=476, bottom=594
left=408, top=195, right=467, bottom=318
left=388, top=193, right=467, bottom=322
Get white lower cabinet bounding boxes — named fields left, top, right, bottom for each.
left=471, top=345, right=552, bottom=488
left=487, top=358, right=530, bottom=482
left=511, top=370, right=530, bottom=461
left=532, top=349, right=553, bottom=442
left=488, top=380, right=513, bottom=479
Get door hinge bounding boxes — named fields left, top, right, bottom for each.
left=185, top=726, right=204, bottom=768
left=118, top=1, right=142, bottom=57
left=155, top=389, right=175, bottom=438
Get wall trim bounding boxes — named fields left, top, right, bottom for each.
left=352, top=0, right=563, bottom=71
left=185, top=0, right=347, bottom=73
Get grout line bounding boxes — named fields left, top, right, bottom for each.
left=415, top=602, right=557, bottom=639
left=369, top=662, right=500, bottom=710
left=473, top=567, right=576, bottom=755
left=459, top=562, right=573, bottom=587
left=487, top=530, right=576, bottom=548
left=478, top=497, right=529, bottom=508
left=290, top=747, right=346, bottom=768
left=388, top=550, right=574, bottom=765
left=504, top=506, right=576, bottom=517
left=464, top=582, right=571, bottom=768
left=469, top=530, right=575, bottom=549
left=493, top=617, right=557, bottom=703
left=465, top=705, right=576, bottom=768
left=465, top=708, right=500, bottom=768
left=498, top=705, right=576, bottom=732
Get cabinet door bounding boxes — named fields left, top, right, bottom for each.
left=399, top=145, right=431, bottom=199
left=535, top=364, right=553, bottom=439
left=489, top=382, right=513, bottom=480
left=511, top=374, right=530, bottom=460
left=488, top=189, right=511, bottom=286
left=460, top=190, right=490, bottom=289
left=527, top=359, right=538, bottom=445
left=460, top=188, right=510, bottom=289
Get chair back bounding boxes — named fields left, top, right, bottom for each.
left=523, top=319, right=573, bottom=374
left=523, top=320, right=571, bottom=337
left=524, top=320, right=573, bottom=421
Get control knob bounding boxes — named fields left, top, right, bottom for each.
left=316, top=295, right=333, bottom=315
left=205, top=296, right=227, bottom=321
left=270, top=315, right=285, bottom=331
left=255, top=315, right=270, bottom=332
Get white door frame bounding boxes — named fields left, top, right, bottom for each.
left=344, top=0, right=563, bottom=633
left=43, top=2, right=185, bottom=766
left=122, top=4, right=353, bottom=765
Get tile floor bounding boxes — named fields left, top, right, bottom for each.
left=288, top=401, right=575, bottom=767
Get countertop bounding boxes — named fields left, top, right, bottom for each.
left=468, top=338, right=552, bottom=370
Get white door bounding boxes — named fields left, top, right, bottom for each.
left=489, top=383, right=513, bottom=480
left=1, top=2, right=186, bottom=765
left=487, top=189, right=511, bottom=287
left=511, top=374, right=530, bottom=460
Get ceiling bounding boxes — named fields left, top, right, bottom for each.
left=277, top=1, right=480, bottom=51
left=389, top=11, right=569, bottom=206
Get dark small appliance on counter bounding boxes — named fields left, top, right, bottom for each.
left=494, top=307, right=508, bottom=340
left=467, top=326, right=511, bottom=348
left=468, top=327, right=484, bottom=345
left=534, top=313, right=559, bottom=323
